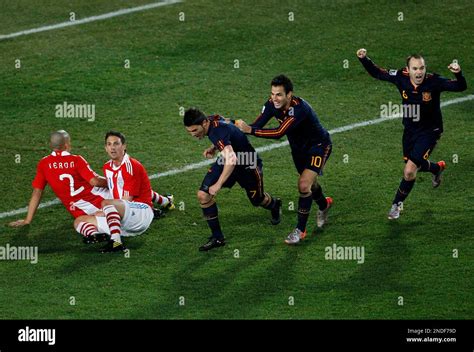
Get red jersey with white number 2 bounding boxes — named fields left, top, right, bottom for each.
left=32, top=151, right=110, bottom=218
left=102, top=154, right=153, bottom=207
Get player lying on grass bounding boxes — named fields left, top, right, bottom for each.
left=357, top=48, right=467, bottom=220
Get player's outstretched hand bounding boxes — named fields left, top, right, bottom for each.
left=357, top=48, right=367, bottom=59
left=8, top=219, right=29, bottom=227
left=448, top=62, right=461, bottom=74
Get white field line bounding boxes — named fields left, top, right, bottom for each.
left=1, top=94, right=473, bottom=219
left=0, top=0, right=182, bottom=41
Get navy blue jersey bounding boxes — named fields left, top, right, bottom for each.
left=207, top=116, right=260, bottom=168
left=249, top=96, right=331, bottom=152
left=359, top=56, right=467, bottom=134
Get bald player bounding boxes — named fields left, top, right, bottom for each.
left=9, top=130, right=111, bottom=243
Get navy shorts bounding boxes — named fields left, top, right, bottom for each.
left=200, top=160, right=265, bottom=204
left=291, top=143, right=332, bottom=175
left=402, top=131, right=441, bottom=166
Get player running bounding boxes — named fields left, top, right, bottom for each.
left=357, top=48, right=467, bottom=219
left=235, top=75, right=333, bottom=245
left=184, top=109, right=282, bottom=251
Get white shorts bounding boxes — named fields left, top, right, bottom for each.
left=96, top=201, right=153, bottom=237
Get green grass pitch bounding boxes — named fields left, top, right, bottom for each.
left=0, top=0, right=473, bottom=319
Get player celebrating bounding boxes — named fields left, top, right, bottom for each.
left=8, top=130, right=110, bottom=242
left=235, top=75, right=333, bottom=245
left=356, top=48, right=467, bottom=219
left=184, top=109, right=282, bottom=251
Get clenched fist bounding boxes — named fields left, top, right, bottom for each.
left=357, top=48, right=367, bottom=59
left=448, top=62, right=461, bottom=74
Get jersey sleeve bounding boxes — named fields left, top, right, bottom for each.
left=209, top=125, right=231, bottom=151
left=435, top=71, right=467, bottom=92
left=76, top=155, right=98, bottom=183
left=249, top=100, right=274, bottom=129
left=359, top=56, right=400, bottom=84
left=31, top=160, right=47, bottom=190
left=250, top=104, right=304, bottom=139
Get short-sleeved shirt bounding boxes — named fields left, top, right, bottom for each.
left=32, top=151, right=108, bottom=218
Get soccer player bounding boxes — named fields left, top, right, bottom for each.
left=235, top=75, right=333, bottom=245
left=97, top=131, right=156, bottom=253
left=356, top=48, right=467, bottom=219
left=184, top=109, right=282, bottom=251
left=8, top=130, right=110, bottom=242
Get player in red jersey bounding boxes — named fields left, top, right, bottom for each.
left=8, top=130, right=111, bottom=241
left=96, top=131, right=156, bottom=253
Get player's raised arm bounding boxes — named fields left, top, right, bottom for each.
left=8, top=188, right=43, bottom=227
left=357, top=48, right=399, bottom=83
left=437, top=62, right=468, bottom=92
left=356, top=48, right=367, bottom=59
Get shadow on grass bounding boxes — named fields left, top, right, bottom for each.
left=314, top=219, right=419, bottom=313
left=57, top=235, right=146, bottom=274
left=129, top=231, right=307, bottom=319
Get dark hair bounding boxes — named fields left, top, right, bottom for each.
left=183, top=108, right=207, bottom=126
left=406, top=54, right=425, bottom=68
left=271, top=74, right=293, bottom=94
left=105, top=130, right=126, bottom=144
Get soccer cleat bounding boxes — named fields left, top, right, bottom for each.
left=83, top=232, right=109, bottom=244
left=100, top=240, right=127, bottom=253
left=153, top=207, right=165, bottom=220
left=317, top=197, right=333, bottom=228
left=387, top=202, right=403, bottom=220
left=271, top=197, right=282, bottom=225
left=432, top=161, right=446, bottom=188
left=162, top=194, right=175, bottom=210
left=284, top=228, right=306, bottom=245
left=199, top=237, right=226, bottom=252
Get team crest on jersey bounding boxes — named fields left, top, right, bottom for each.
left=422, top=92, right=432, bottom=102
left=389, top=69, right=398, bottom=76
